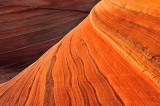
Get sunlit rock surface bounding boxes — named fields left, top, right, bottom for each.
left=0, top=0, right=160, bottom=105
left=0, top=0, right=99, bottom=83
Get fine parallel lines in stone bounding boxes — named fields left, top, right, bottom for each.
left=0, top=58, right=42, bottom=104
left=92, top=34, right=159, bottom=104
left=70, top=34, right=91, bottom=106
left=0, top=0, right=98, bottom=84
left=0, top=13, right=86, bottom=39
left=100, top=1, right=160, bottom=43
left=83, top=14, right=160, bottom=105
left=84, top=32, right=145, bottom=104
left=80, top=36, right=124, bottom=106
left=106, top=0, right=160, bottom=18
left=0, top=5, right=33, bottom=15
left=90, top=5, right=160, bottom=85
left=43, top=46, right=60, bottom=106
left=62, top=59, right=72, bottom=106
left=0, top=36, right=63, bottom=55
left=24, top=51, right=53, bottom=105
left=0, top=0, right=160, bottom=105
left=97, top=4, right=160, bottom=45
left=0, top=45, right=47, bottom=90
left=68, top=36, right=85, bottom=105
left=66, top=58, right=72, bottom=89
left=0, top=9, right=53, bottom=24
left=74, top=46, right=102, bottom=106
left=22, top=67, right=42, bottom=106
left=66, top=52, right=77, bottom=105
left=92, top=6, right=160, bottom=57
left=12, top=67, right=41, bottom=105
left=0, top=11, right=81, bottom=32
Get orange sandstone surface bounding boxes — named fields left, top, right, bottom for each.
left=0, top=0, right=160, bottom=105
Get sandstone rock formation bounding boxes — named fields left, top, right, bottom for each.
left=0, top=0, right=160, bottom=105
left=0, top=0, right=99, bottom=83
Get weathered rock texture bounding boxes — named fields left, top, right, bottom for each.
left=0, top=0, right=160, bottom=105
left=0, top=0, right=99, bottom=83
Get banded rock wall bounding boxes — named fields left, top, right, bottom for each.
left=0, top=0, right=99, bottom=83
left=0, top=0, right=160, bottom=105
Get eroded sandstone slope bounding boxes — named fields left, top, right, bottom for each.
left=0, top=0, right=160, bottom=105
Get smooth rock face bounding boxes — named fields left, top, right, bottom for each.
left=0, top=0, right=99, bottom=83
left=0, top=0, right=160, bottom=105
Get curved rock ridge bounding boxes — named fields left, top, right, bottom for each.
left=92, top=0, right=160, bottom=85
left=0, top=0, right=99, bottom=83
left=0, top=0, right=160, bottom=105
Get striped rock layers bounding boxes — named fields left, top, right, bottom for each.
left=0, top=0, right=99, bottom=83
left=0, top=0, right=160, bottom=105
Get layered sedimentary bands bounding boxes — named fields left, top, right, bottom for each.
left=0, top=0, right=99, bottom=83
left=0, top=0, right=160, bottom=105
